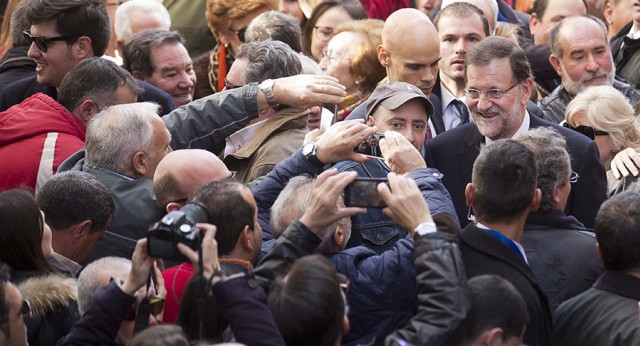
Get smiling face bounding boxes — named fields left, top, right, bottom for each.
left=466, top=58, right=532, bottom=141
left=437, top=13, right=487, bottom=86
left=27, top=20, right=82, bottom=88
left=144, top=42, right=196, bottom=107
left=550, top=18, right=615, bottom=95
left=529, top=0, right=586, bottom=46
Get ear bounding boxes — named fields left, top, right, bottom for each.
left=465, top=183, right=474, bottom=207
left=366, top=115, right=375, bottom=127
left=519, top=77, right=534, bottom=107
left=333, top=223, right=346, bottom=247
left=485, top=327, right=505, bottom=346
left=74, top=36, right=93, bottom=59
left=131, top=150, right=148, bottom=177
left=242, top=225, right=255, bottom=252
left=530, top=188, right=542, bottom=212
left=603, top=3, right=613, bottom=25
left=71, top=220, right=93, bottom=243
left=75, top=98, right=99, bottom=125
left=166, top=202, right=182, bottom=213
left=551, top=185, right=562, bottom=208
left=116, top=40, right=124, bottom=56
left=132, top=70, right=145, bottom=80
left=528, top=13, right=539, bottom=36
left=377, top=45, right=388, bottom=67
left=549, top=53, right=564, bottom=77
left=596, top=242, right=602, bottom=261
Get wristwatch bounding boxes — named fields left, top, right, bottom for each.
left=259, top=79, right=279, bottom=107
left=302, top=142, right=324, bottom=167
left=414, top=222, right=437, bottom=236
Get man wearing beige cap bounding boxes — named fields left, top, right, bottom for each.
left=333, top=81, right=454, bottom=254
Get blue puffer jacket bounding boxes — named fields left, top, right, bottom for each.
left=253, top=150, right=459, bottom=346
left=334, top=159, right=457, bottom=253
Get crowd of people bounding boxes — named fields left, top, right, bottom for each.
left=1, top=0, right=640, bottom=345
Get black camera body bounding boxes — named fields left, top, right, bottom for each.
left=147, top=202, right=210, bottom=261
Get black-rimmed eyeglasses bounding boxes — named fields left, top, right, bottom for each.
left=22, top=31, right=79, bottom=53
left=231, top=27, right=248, bottom=43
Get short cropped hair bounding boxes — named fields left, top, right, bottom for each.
left=515, top=127, right=571, bottom=213
left=189, top=180, right=255, bottom=256
left=268, top=255, right=345, bottom=346
left=472, top=140, right=537, bottom=223
left=595, top=191, right=640, bottom=271
left=270, top=175, right=313, bottom=238
left=245, top=10, right=302, bottom=52
left=114, top=0, right=171, bottom=43
left=57, top=57, right=141, bottom=112
left=85, top=102, right=161, bottom=174
left=434, top=2, right=490, bottom=37
left=123, top=29, right=186, bottom=77
left=37, top=171, right=115, bottom=233
left=465, top=36, right=532, bottom=84
left=24, top=0, right=111, bottom=56
left=463, top=275, right=528, bottom=345
left=549, top=15, right=608, bottom=60
left=235, top=40, right=302, bottom=83
left=77, top=256, right=131, bottom=315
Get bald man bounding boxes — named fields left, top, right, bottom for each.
left=345, top=9, right=441, bottom=123
left=153, top=149, right=232, bottom=212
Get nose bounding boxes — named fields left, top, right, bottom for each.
left=585, top=53, right=599, bottom=72
left=178, top=73, right=195, bottom=89
left=475, top=96, right=493, bottom=112
left=399, top=128, right=415, bottom=145
left=27, top=42, right=41, bottom=58
left=454, top=38, right=466, bottom=54
left=421, top=68, right=435, bottom=83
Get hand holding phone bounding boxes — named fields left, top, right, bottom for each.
left=344, top=177, right=388, bottom=208
left=354, top=133, right=385, bottom=158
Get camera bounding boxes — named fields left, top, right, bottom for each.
left=344, top=177, right=388, bottom=208
left=354, top=133, right=385, bottom=158
left=147, top=202, right=210, bottom=261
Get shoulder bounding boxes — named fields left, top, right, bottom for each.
left=18, top=274, right=77, bottom=318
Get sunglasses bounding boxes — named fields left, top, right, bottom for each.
left=21, top=299, right=31, bottom=319
left=562, top=122, right=609, bottom=140
left=125, top=297, right=165, bottom=321
left=231, top=27, right=248, bottom=43
left=22, top=31, right=79, bottom=53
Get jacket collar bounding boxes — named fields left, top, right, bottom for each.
left=593, top=270, right=640, bottom=300
left=525, top=209, right=588, bottom=231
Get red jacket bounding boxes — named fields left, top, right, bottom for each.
left=0, top=93, right=85, bottom=192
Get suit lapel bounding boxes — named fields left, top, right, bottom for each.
left=429, top=94, right=446, bottom=135
left=455, top=124, right=483, bottom=184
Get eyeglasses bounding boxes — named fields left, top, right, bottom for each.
left=231, top=26, right=248, bottom=43
left=125, top=297, right=165, bottom=321
left=314, top=26, right=334, bottom=42
left=22, top=31, right=79, bottom=53
left=569, top=171, right=579, bottom=184
left=21, top=299, right=31, bottom=319
left=321, top=50, right=349, bottom=65
left=464, top=82, right=520, bottom=101
left=562, top=122, right=609, bottom=140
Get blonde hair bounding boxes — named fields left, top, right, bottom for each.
left=334, top=19, right=385, bottom=94
left=565, top=85, right=640, bottom=151
left=205, top=0, right=277, bottom=40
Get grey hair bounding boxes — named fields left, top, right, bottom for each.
left=245, top=10, right=302, bottom=53
left=271, top=175, right=314, bottom=238
left=235, top=40, right=302, bottom=84
left=514, top=127, right=571, bottom=212
left=549, top=15, right=608, bottom=60
left=114, top=0, right=171, bottom=43
left=85, top=102, right=162, bottom=174
left=9, top=0, right=35, bottom=46
left=77, top=257, right=131, bottom=315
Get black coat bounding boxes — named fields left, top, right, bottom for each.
left=425, top=113, right=607, bottom=229
left=460, top=225, right=552, bottom=346
left=0, top=46, right=36, bottom=91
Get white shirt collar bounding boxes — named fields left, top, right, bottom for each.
left=476, top=222, right=528, bottom=264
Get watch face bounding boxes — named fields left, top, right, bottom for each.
left=302, top=142, right=314, bottom=156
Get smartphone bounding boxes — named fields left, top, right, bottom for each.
left=354, top=133, right=385, bottom=158
left=344, top=177, right=388, bottom=208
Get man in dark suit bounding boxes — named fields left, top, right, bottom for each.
left=426, top=36, right=606, bottom=229
left=460, top=139, right=551, bottom=346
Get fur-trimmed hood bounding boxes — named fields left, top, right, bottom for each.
left=17, top=274, right=78, bottom=318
